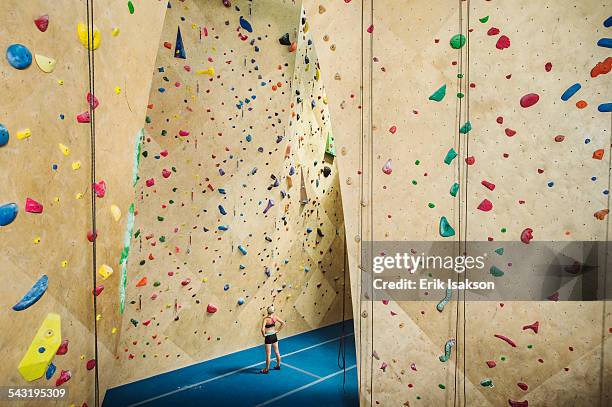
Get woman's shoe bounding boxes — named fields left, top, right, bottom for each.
left=260, top=368, right=269, bottom=374
left=273, top=365, right=281, bottom=370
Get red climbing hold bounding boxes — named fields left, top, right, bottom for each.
left=162, top=169, right=172, bottom=178
left=94, top=180, right=106, bottom=198
left=517, top=382, right=529, bottom=391
left=146, top=178, right=155, bottom=187
left=77, top=111, right=91, bottom=123
left=520, top=93, right=540, bottom=108
left=522, top=321, right=539, bottom=333
left=34, top=14, right=49, bottom=32
left=160, top=149, right=169, bottom=157
left=487, top=27, right=500, bottom=36
left=181, top=278, right=191, bottom=286
left=367, top=24, right=374, bottom=33
left=179, top=130, right=190, bottom=137
left=545, top=62, right=552, bottom=72
left=87, top=230, right=97, bottom=242
left=593, top=149, right=604, bottom=160
left=55, top=370, right=71, bottom=386
left=207, top=303, right=218, bottom=313
left=486, top=360, right=497, bottom=368
left=86, top=359, right=96, bottom=370
left=508, top=400, right=528, bottom=407
left=93, top=285, right=104, bottom=296
left=494, top=334, right=517, bottom=347
left=25, top=198, right=43, bottom=213
left=389, top=125, right=397, bottom=134
left=496, top=35, right=510, bottom=49
left=505, top=128, right=516, bottom=137
left=496, top=116, right=504, bottom=124
left=56, top=339, right=69, bottom=355
left=554, top=135, right=565, bottom=142
left=465, top=156, right=475, bottom=165
left=477, top=199, right=493, bottom=212
left=87, top=93, right=99, bottom=110
left=520, top=228, right=533, bottom=244
left=481, top=180, right=496, bottom=191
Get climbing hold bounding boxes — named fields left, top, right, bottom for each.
left=34, top=54, right=56, bottom=73
left=0, top=124, right=8, bottom=147
left=86, top=359, right=96, bottom=370
left=136, top=277, right=147, bottom=287
left=479, top=16, right=489, bottom=23
left=496, top=35, right=510, bottom=49
left=98, top=264, right=113, bottom=280
left=436, top=288, right=451, bottom=312
left=520, top=228, right=533, bottom=244
left=477, top=199, right=493, bottom=212
left=450, top=183, right=459, bottom=197
left=522, top=321, right=539, bottom=333
left=110, top=205, right=122, bottom=221
left=45, top=363, right=56, bottom=380
left=34, top=14, right=49, bottom=32
left=598, top=103, right=612, bottom=112
left=593, top=149, right=605, bottom=160
left=594, top=209, right=609, bottom=220
left=239, top=16, right=253, bottom=33
left=439, top=216, right=455, bottom=237
left=263, top=199, right=275, bottom=214
left=128, top=0, right=135, bottom=14
left=490, top=266, right=504, bottom=277
left=77, top=23, right=101, bottom=50
left=0, top=203, right=19, bottom=226
left=481, top=180, right=495, bottom=191
left=175, top=27, right=186, bottom=59
left=486, top=360, right=496, bottom=368
left=591, top=57, right=612, bottom=78
left=325, top=132, right=336, bottom=156
left=238, top=245, right=247, bottom=255
left=480, top=379, right=494, bottom=388
left=429, top=84, right=446, bottom=102
left=508, top=400, right=528, bottom=407
left=206, top=303, right=218, bottom=314
left=56, top=339, right=68, bottom=355
left=520, top=93, right=539, bottom=108
left=55, top=370, right=71, bottom=386
left=444, top=148, right=457, bottom=165
left=517, top=383, right=528, bottom=391
left=279, top=33, right=291, bottom=46
left=597, top=38, right=612, bottom=48
left=439, top=339, right=456, bottom=362
left=494, top=334, right=517, bottom=347
left=238, top=298, right=245, bottom=305
left=6, top=44, right=33, bottom=69
left=561, top=83, right=581, bottom=101
left=93, top=180, right=106, bottom=198
left=487, top=27, right=500, bottom=36
left=12, top=275, right=48, bottom=311
left=197, top=67, right=215, bottom=76
left=77, top=111, right=91, bottom=123
left=459, top=121, right=472, bottom=134
left=18, top=313, right=61, bottom=381
left=382, top=159, right=392, bottom=175
left=93, top=285, right=104, bottom=296
left=17, top=128, right=31, bottom=139
left=218, top=205, right=227, bottom=215
left=23, top=197, right=43, bottom=214
left=450, top=34, right=466, bottom=49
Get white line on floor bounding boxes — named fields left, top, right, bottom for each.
left=254, top=364, right=357, bottom=407
left=127, top=332, right=355, bottom=407
left=281, top=363, right=321, bottom=379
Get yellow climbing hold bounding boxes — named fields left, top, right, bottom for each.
left=34, top=54, right=57, bottom=73
left=315, top=68, right=321, bottom=81
left=75, top=192, right=84, bottom=199
left=58, top=143, right=70, bottom=156
left=53, top=197, right=60, bottom=203
left=72, top=161, right=81, bottom=170
left=110, top=205, right=122, bottom=221
left=33, top=237, right=41, bottom=244
left=77, top=22, right=101, bottom=50
left=197, top=67, right=215, bottom=76
left=112, top=28, right=120, bottom=37
left=96, top=314, right=102, bottom=321
left=61, top=260, right=68, bottom=268
left=114, top=86, right=121, bottom=94
left=17, top=313, right=62, bottom=381
left=57, top=79, right=64, bottom=85
left=98, top=264, right=113, bottom=280
left=17, top=129, right=31, bottom=140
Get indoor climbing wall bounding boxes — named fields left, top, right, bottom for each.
left=304, top=0, right=611, bottom=406
left=111, top=0, right=351, bottom=387
left=0, top=1, right=166, bottom=406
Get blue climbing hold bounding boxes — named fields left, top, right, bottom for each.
left=12, top=275, right=49, bottom=311
left=6, top=44, right=32, bottom=69
left=0, top=124, right=9, bottom=147
left=218, top=205, right=227, bottom=215
left=605, top=16, right=612, bottom=28
left=237, top=298, right=245, bottom=305
left=561, top=83, right=581, bottom=101
left=598, top=103, right=612, bottom=113
left=439, top=216, right=455, bottom=237
left=597, top=38, right=612, bottom=48
left=0, top=203, right=18, bottom=226
left=174, top=26, right=186, bottom=59
left=239, top=16, right=253, bottom=33
left=45, top=362, right=56, bottom=380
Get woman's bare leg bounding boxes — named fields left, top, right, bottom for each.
left=265, top=344, right=272, bottom=371
left=273, top=342, right=281, bottom=368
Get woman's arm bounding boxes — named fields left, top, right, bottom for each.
left=261, top=319, right=267, bottom=337
left=276, top=317, right=286, bottom=332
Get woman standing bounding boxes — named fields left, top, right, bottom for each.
left=260, top=305, right=286, bottom=374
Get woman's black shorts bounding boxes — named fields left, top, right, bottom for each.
left=264, top=334, right=278, bottom=344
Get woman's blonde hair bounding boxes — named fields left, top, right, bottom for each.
left=267, top=305, right=275, bottom=315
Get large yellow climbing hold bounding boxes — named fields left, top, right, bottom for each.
left=110, top=205, right=122, bottom=222
left=197, top=67, right=215, bottom=76
left=35, top=54, right=57, bottom=73
left=58, top=143, right=70, bottom=156
left=315, top=68, right=321, bottom=81
left=18, top=313, right=62, bottom=381
left=98, top=264, right=113, bottom=280
left=77, top=22, right=101, bottom=50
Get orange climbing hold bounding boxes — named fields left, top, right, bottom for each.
left=593, top=149, right=604, bottom=160
left=576, top=100, right=588, bottom=109
left=590, top=57, right=612, bottom=78
left=136, top=277, right=148, bottom=287
left=594, top=209, right=609, bottom=220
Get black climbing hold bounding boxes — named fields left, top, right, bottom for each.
left=279, top=33, right=290, bottom=46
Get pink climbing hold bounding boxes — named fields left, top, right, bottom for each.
left=55, top=370, right=71, bottom=386
left=494, top=334, right=517, bottom=347
left=520, top=228, right=533, bottom=244
left=34, top=14, right=49, bottom=32
left=522, top=321, right=539, bottom=333
left=486, top=360, right=497, bottom=368
left=87, top=93, right=99, bottom=110
left=56, top=339, right=69, bottom=355
left=508, top=400, right=528, bottom=407
left=367, top=24, right=374, bottom=33
left=410, top=363, right=417, bottom=371
left=77, top=111, right=91, bottom=123
left=162, top=169, right=172, bottom=178
left=382, top=159, right=392, bottom=175
left=477, top=199, right=493, bottom=212
left=496, top=35, right=511, bottom=49
left=481, top=180, right=496, bottom=191
left=517, top=382, right=529, bottom=391
left=86, top=359, right=96, bottom=370
left=389, top=125, right=397, bottom=134
left=207, top=303, right=218, bottom=313
left=160, top=149, right=169, bottom=157
left=94, top=180, right=106, bottom=198
left=145, top=178, right=155, bottom=187
left=380, top=361, right=388, bottom=372
left=87, top=230, right=97, bottom=242
left=520, top=93, right=540, bottom=108
left=487, top=27, right=500, bottom=36
left=93, top=285, right=104, bottom=296
left=505, top=128, right=516, bottom=137
left=179, top=130, right=190, bottom=137
left=25, top=198, right=43, bottom=213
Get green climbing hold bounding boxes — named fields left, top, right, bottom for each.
left=450, top=34, right=466, bottom=49
left=438, top=384, right=446, bottom=390
left=501, top=227, right=507, bottom=233
left=490, top=266, right=504, bottom=277
left=450, top=182, right=459, bottom=197
left=415, top=160, right=420, bottom=165
left=429, top=84, right=446, bottom=102
left=428, top=203, right=435, bottom=208
left=411, top=180, right=417, bottom=185
left=457, top=92, right=464, bottom=99
left=480, top=378, right=494, bottom=387
left=444, top=148, right=457, bottom=165
left=128, top=1, right=135, bottom=14
left=494, top=247, right=504, bottom=255
left=325, top=132, right=336, bottom=157
left=439, top=216, right=455, bottom=237
left=459, top=121, right=472, bottom=134
left=479, top=16, right=489, bottom=23
left=457, top=73, right=464, bottom=79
